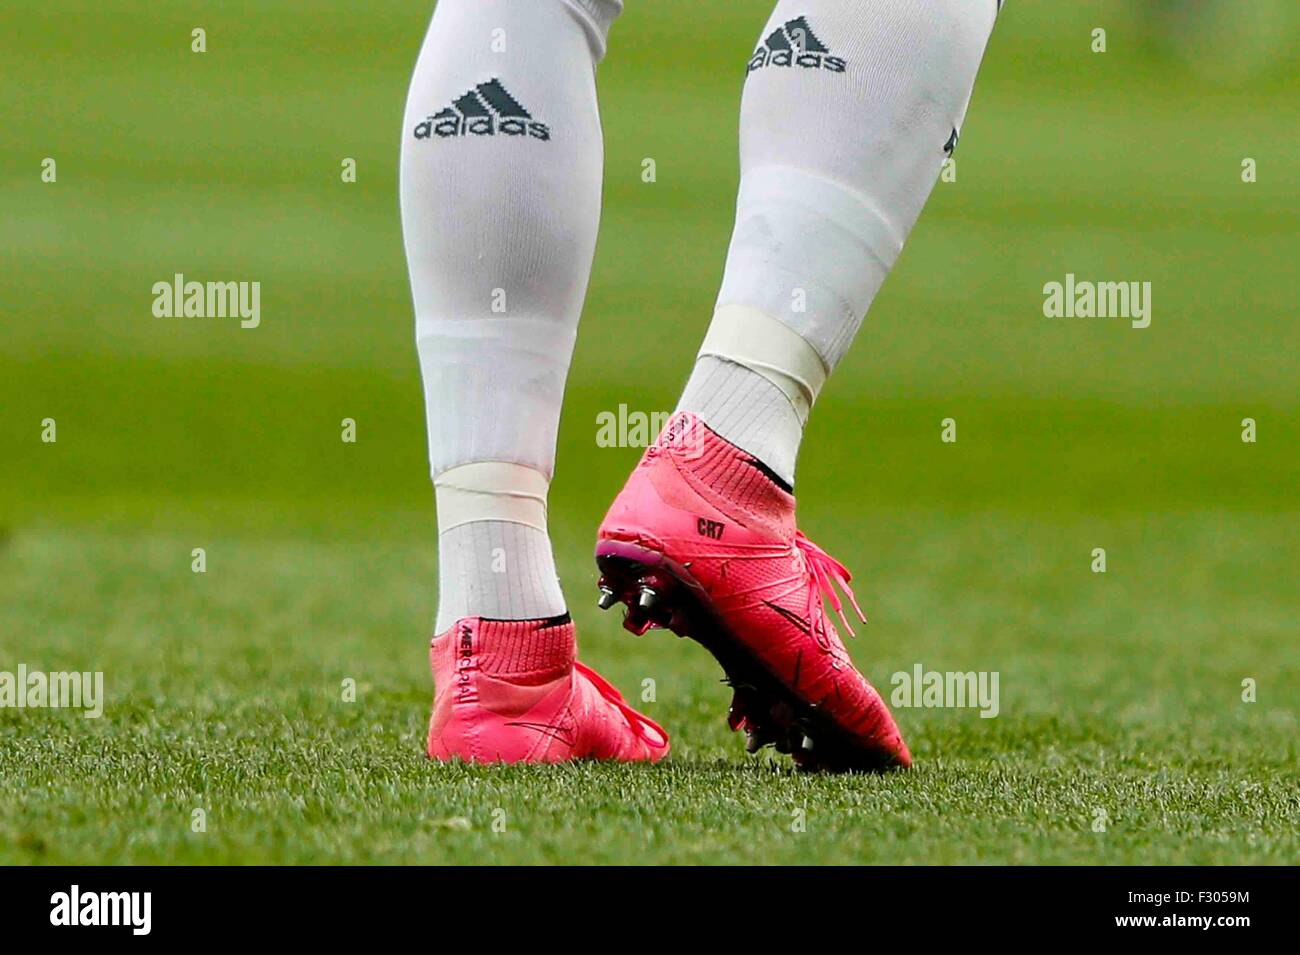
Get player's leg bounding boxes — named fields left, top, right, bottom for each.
left=597, top=0, right=999, bottom=770
left=682, top=0, right=1001, bottom=485
left=401, top=0, right=666, bottom=763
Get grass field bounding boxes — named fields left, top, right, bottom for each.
left=1, top=1, right=1298, bottom=864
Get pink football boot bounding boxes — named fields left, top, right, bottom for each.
left=596, top=413, right=910, bottom=772
left=427, top=614, right=669, bottom=764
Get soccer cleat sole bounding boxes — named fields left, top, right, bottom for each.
left=596, top=540, right=907, bottom=773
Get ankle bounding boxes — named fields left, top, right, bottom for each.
left=433, top=463, right=566, bottom=632
left=470, top=615, right=576, bottom=681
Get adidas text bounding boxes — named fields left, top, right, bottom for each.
left=747, top=48, right=846, bottom=74
left=414, top=114, right=550, bottom=141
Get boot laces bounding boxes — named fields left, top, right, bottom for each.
left=574, top=661, right=668, bottom=748
left=794, top=531, right=868, bottom=640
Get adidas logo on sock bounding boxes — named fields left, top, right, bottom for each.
left=413, top=78, right=551, bottom=142
left=747, top=16, right=845, bottom=75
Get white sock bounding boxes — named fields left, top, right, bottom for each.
left=435, top=523, right=566, bottom=631
left=433, top=462, right=566, bottom=632
left=680, top=0, right=998, bottom=485
left=678, top=356, right=802, bottom=488
left=400, top=0, right=621, bottom=627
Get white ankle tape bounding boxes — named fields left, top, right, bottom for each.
left=434, top=462, right=549, bottom=532
left=697, top=304, right=828, bottom=423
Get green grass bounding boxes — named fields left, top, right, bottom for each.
left=1, top=1, right=1298, bottom=864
